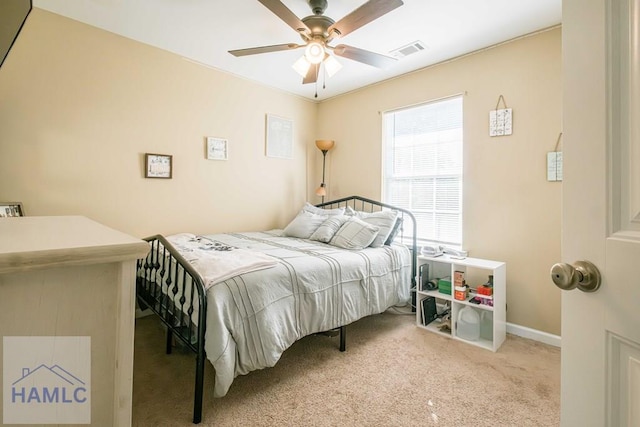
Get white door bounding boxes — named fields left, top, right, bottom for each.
left=561, top=0, right=640, bottom=425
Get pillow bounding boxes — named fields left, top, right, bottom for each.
left=330, top=217, right=380, bottom=250
left=353, top=210, right=398, bottom=248
left=384, top=216, right=404, bottom=245
left=309, top=215, right=348, bottom=243
left=283, top=211, right=326, bottom=239
left=301, top=202, right=345, bottom=216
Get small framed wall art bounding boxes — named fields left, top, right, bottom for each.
left=145, top=153, right=172, bottom=179
left=0, top=202, right=24, bottom=217
left=265, top=114, right=293, bottom=159
left=206, top=137, right=228, bottom=160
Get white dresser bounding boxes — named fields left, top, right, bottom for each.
left=0, top=216, right=149, bottom=426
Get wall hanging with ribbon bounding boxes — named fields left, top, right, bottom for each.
left=489, top=95, right=513, bottom=137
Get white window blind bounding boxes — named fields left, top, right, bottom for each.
left=383, top=96, right=463, bottom=246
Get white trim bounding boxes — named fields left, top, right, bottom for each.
left=114, top=260, right=137, bottom=427
left=506, top=322, right=561, bottom=348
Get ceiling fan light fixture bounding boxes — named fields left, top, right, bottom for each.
left=305, top=41, right=325, bottom=64
left=324, top=55, right=342, bottom=78
left=292, top=55, right=311, bottom=77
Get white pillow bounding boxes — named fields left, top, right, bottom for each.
left=330, top=217, right=380, bottom=250
left=302, top=202, right=345, bottom=216
left=283, top=211, right=326, bottom=239
left=309, top=215, right=349, bottom=243
left=344, top=206, right=356, bottom=216
left=354, top=210, right=398, bottom=248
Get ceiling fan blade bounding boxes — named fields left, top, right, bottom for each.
left=229, top=43, right=303, bottom=57
left=328, top=0, right=403, bottom=38
left=332, top=44, right=397, bottom=68
left=303, top=63, right=319, bottom=84
left=258, top=0, right=310, bottom=36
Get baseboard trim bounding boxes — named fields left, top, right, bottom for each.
left=506, top=322, right=561, bottom=348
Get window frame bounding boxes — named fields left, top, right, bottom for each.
left=381, top=94, right=464, bottom=247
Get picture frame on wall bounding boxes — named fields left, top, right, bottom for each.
left=265, top=114, right=293, bottom=159
left=206, top=137, right=228, bottom=160
left=0, top=202, right=24, bottom=217
left=145, top=153, right=172, bottom=179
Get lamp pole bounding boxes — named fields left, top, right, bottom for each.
left=320, top=149, right=328, bottom=203
left=314, top=139, right=334, bottom=203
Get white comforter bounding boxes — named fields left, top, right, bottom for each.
left=171, top=230, right=411, bottom=398
left=165, top=233, right=278, bottom=289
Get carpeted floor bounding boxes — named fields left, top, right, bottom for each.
left=132, top=312, right=560, bottom=426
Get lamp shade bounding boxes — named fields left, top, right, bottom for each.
left=292, top=56, right=311, bottom=77
left=315, top=185, right=327, bottom=197
left=324, top=55, right=342, bottom=78
left=315, top=140, right=335, bottom=151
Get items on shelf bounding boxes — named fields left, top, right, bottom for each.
left=454, top=285, right=468, bottom=301
left=453, top=270, right=467, bottom=300
left=419, top=264, right=439, bottom=291
left=454, top=271, right=465, bottom=286
left=472, top=275, right=494, bottom=306
left=438, top=277, right=452, bottom=295
left=421, top=297, right=438, bottom=326
left=469, top=294, right=494, bottom=307
left=442, top=247, right=468, bottom=258
left=457, top=306, right=481, bottom=341
left=480, top=311, right=493, bottom=341
left=421, top=244, right=443, bottom=257
left=421, top=244, right=469, bottom=259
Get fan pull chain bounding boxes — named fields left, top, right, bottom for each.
left=322, top=62, right=326, bottom=90
left=314, top=63, right=319, bottom=98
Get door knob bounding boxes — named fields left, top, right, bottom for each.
left=550, top=260, right=601, bottom=292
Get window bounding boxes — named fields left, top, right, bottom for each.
left=382, top=96, right=463, bottom=246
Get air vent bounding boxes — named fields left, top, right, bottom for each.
left=390, top=41, right=427, bottom=59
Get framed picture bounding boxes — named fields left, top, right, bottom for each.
left=206, top=137, right=228, bottom=160
left=145, top=153, right=172, bottom=179
left=265, top=114, right=293, bottom=159
left=0, top=202, right=24, bottom=217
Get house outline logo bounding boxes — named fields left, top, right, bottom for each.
left=11, top=364, right=88, bottom=404
left=3, top=336, right=91, bottom=424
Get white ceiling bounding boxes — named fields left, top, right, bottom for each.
left=32, top=0, right=562, bottom=101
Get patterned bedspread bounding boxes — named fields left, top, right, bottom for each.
left=181, top=230, right=411, bottom=397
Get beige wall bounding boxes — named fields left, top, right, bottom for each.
left=0, top=9, right=317, bottom=237
left=316, top=28, right=562, bottom=335
left=0, top=10, right=562, bottom=335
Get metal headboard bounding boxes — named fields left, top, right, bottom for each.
left=316, top=195, right=418, bottom=303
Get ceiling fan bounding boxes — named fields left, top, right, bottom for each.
left=228, top=0, right=404, bottom=86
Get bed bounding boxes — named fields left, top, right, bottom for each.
left=135, top=196, right=417, bottom=423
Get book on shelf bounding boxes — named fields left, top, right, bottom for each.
left=421, top=297, right=437, bottom=326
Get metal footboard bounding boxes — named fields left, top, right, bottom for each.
left=136, top=235, right=207, bottom=424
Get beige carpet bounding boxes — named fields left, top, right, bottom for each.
left=132, top=312, right=560, bottom=426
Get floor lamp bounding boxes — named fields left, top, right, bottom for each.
left=315, top=139, right=335, bottom=203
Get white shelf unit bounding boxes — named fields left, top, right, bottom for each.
left=415, top=255, right=506, bottom=352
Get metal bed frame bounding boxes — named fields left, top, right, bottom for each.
left=135, top=195, right=417, bottom=424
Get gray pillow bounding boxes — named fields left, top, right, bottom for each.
left=330, top=217, right=380, bottom=250
left=309, top=215, right=349, bottom=243
left=354, top=210, right=398, bottom=248
left=384, top=216, right=404, bottom=245
left=283, top=211, right=326, bottom=239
